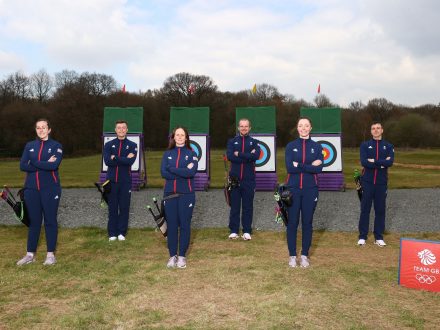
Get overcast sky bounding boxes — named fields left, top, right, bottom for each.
left=0, top=0, right=439, bottom=107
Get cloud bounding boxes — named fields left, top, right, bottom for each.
left=0, top=51, right=26, bottom=72
left=0, top=0, right=154, bottom=68
left=0, top=0, right=439, bottom=106
left=361, top=0, right=440, bottom=56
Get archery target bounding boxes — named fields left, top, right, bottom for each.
left=311, top=135, right=342, bottom=172
left=102, top=134, right=140, bottom=172
left=189, top=135, right=207, bottom=171
left=252, top=135, right=276, bottom=172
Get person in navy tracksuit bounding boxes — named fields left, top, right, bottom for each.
left=161, top=126, right=198, bottom=269
left=103, top=120, right=137, bottom=242
left=285, top=117, right=323, bottom=268
left=17, top=118, right=63, bottom=266
left=226, top=118, right=261, bottom=241
left=357, top=122, right=394, bottom=247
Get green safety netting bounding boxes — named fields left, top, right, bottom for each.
left=169, top=107, right=210, bottom=134
left=103, top=107, right=143, bottom=133
left=300, top=107, right=341, bottom=133
left=235, top=106, right=276, bottom=133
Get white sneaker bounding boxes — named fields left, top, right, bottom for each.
left=242, top=233, right=252, bottom=241
left=374, top=240, right=387, bottom=247
left=289, top=256, right=297, bottom=268
left=17, top=254, right=35, bottom=266
left=357, top=239, right=366, bottom=246
left=177, top=256, right=187, bottom=269
left=228, top=233, right=239, bottom=239
left=43, top=255, right=56, bottom=266
left=300, top=255, right=310, bottom=268
left=117, top=234, right=126, bottom=241
left=167, top=256, right=177, bottom=268
left=109, top=236, right=117, bottom=241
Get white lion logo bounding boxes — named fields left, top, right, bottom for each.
left=418, top=249, right=436, bottom=266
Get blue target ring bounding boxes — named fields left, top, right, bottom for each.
left=255, top=141, right=270, bottom=167
left=317, top=140, right=337, bottom=167
left=189, top=140, right=202, bottom=161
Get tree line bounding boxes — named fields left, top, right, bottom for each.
left=0, top=70, right=439, bottom=157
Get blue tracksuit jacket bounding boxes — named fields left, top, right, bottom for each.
left=360, top=139, right=394, bottom=185
left=161, top=146, right=199, bottom=194
left=103, top=137, right=138, bottom=183
left=285, top=137, right=323, bottom=188
left=20, top=138, right=63, bottom=190
left=226, top=134, right=261, bottom=181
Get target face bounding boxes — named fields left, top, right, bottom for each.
left=251, top=135, right=276, bottom=172
left=311, top=135, right=342, bottom=172
left=255, top=140, right=271, bottom=167
left=317, top=140, right=337, bottom=167
left=189, top=140, right=202, bottom=161
left=102, top=134, right=140, bottom=172
left=188, top=135, right=207, bottom=172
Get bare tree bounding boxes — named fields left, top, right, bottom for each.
left=3, top=71, right=32, bottom=100
left=54, top=69, right=79, bottom=90
left=365, top=98, right=393, bottom=123
left=79, top=72, right=117, bottom=96
left=251, top=83, right=282, bottom=102
left=31, top=69, right=53, bottom=102
left=349, top=100, right=365, bottom=111
left=313, top=94, right=333, bottom=108
left=160, top=72, right=218, bottom=106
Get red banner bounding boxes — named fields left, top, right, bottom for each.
left=399, top=238, right=440, bottom=292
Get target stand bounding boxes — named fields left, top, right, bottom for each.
left=188, top=134, right=210, bottom=191
left=311, top=133, right=344, bottom=191
left=252, top=134, right=278, bottom=191
left=236, top=106, right=278, bottom=191
left=301, top=107, right=345, bottom=191
left=99, top=107, right=147, bottom=191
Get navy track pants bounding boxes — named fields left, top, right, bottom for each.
left=228, top=180, right=255, bottom=234
left=358, top=182, right=387, bottom=240
left=107, top=181, right=131, bottom=237
left=286, top=187, right=318, bottom=257
left=24, top=186, right=61, bottom=252
left=164, top=193, right=195, bottom=257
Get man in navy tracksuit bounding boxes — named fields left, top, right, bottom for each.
left=358, top=122, right=394, bottom=247
left=285, top=117, right=323, bottom=268
left=226, top=118, right=261, bottom=241
left=17, top=118, right=63, bottom=266
left=103, top=120, right=137, bottom=241
left=161, top=126, right=198, bottom=269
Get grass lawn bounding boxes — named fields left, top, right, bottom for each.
left=1, top=227, right=439, bottom=329
left=0, top=148, right=439, bottom=189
